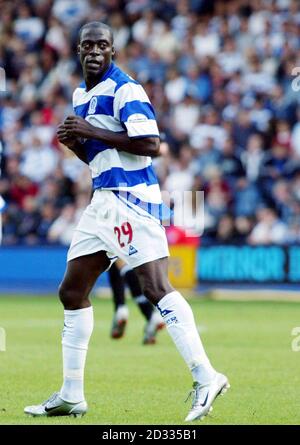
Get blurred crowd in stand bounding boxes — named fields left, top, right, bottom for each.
left=1, top=0, right=300, bottom=246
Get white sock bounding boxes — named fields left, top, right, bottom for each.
left=157, top=291, right=216, bottom=385
left=60, top=306, right=93, bottom=403
left=119, top=264, right=131, bottom=276
left=134, top=295, right=148, bottom=304
left=116, top=304, right=129, bottom=321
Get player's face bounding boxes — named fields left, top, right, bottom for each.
left=78, top=27, right=115, bottom=78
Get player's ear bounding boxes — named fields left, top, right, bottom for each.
left=77, top=44, right=81, bottom=55
left=112, top=46, right=115, bottom=57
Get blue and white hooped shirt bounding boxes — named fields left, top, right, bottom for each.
left=73, top=62, right=162, bottom=209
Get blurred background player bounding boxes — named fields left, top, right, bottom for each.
left=108, top=259, right=164, bottom=343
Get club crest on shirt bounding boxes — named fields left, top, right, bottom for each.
left=87, top=96, right=97, bottom=115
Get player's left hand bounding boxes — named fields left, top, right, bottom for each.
left=64, top=115, right=95, bottom=139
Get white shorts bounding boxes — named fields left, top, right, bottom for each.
left=67, top=190, right=170, bottom=269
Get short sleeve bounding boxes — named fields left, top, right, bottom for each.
left=114, top=82, right=160, bottom=139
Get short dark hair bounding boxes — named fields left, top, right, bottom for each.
left=78, top=22, right=114, bottom=44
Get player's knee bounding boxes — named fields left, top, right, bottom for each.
left=142, top=282, right=170, bottom=305
left=58, top=284, right=72, bottom=307
left=58, top=284, right=83, bottom=309
left=142, top=285, right=155, bottom=304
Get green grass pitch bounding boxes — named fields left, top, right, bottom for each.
left=0, top=294, right=300, bottom=425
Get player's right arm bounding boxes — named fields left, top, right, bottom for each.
left=57, top=123, right=88, bottom=164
